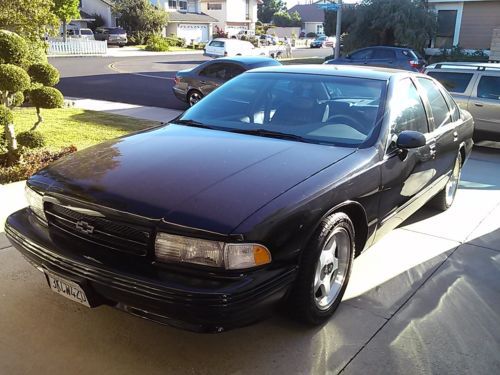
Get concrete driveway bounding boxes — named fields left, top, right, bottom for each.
left=1, top=146, right=499, bottom=374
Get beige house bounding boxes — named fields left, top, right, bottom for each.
left=427, top=0, right=500, bottom=52
left=200, top=0, right=261, bottom=37
left=288, top=1, right=325, bottom=36
left=157, top=0, right=218, bottom=42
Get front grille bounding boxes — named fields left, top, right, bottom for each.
left=45, top=203, right=152, bottom=256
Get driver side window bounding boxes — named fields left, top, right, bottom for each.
left=390, top=78, right=429, bottom=135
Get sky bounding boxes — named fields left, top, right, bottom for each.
left=285, top=0, right=360, bottom=9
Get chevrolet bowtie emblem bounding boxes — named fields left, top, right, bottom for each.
left=75, top=220, right=95, bottom=235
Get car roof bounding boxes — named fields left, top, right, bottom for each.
left=248, top=64, right=412, bottom=80
left=358, top=45, right=414, bottom=51
left=426, top=62, right=500, bottom=72
left=215, top=56, right=279, bottom=66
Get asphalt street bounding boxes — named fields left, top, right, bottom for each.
left=50, top=48, right=333, bottom=111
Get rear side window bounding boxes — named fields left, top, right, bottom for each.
left=109, top=28, right=126, bottom=34
left=199, top=63, right=228, bottom=80
left=209, top=41, right=224, bottom=48
left=427, top=71, right=473, bottom=93
left=81, top=29, right=93, bottom=35
left=372, top=49, right=396, bottom=60
left=350, top=48, right=373, bottom=60
left=417, top=78, right=451, bottom=128
left=390, top=78, right=429, bottom=135
left=477, top=76, right=500, bottom=100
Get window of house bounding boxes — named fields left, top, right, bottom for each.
left=477, top=76, right=500, bottom=100
left=168, top=0, right=177, bottom=9
left=435, top=10, right=457, bottom=49
left=246, top=0, right=250, bottom=19
left=179, top=0, right=187, bottom=10
left=417, top=77, right=452, bottom=128
left=207, top=3, right=222, bottom=10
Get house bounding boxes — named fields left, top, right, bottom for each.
left=156, top=0, right=218, bottom=43
left=427, top=0, right=500, bottom=52
left=71, top=0, right=116, bottom=28
left=288, top=1, right=325, bottom=36
left=200, top=0, right=261, bottom=37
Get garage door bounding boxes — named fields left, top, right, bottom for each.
left=178, top=24, right=209, bottom=43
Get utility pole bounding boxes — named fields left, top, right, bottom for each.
left=334, top=0, right=342, bottom=59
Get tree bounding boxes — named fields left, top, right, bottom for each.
left=114, top=0, right=169, bottom=45
left=324, top=7, right=357, bottom=37
left=258, top=0, right=286, bottom=24
left=88, top=13, right=106, bottom=32
left=272, top=11, right=301, bottom=27
left=0, top=0, right=58, bottom=41
left=52, top=0, right=80, bottom=42
left=0, top=30, right=64, bottom=165
left=343, top=0, right=437, bottom=53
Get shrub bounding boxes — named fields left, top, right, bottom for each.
left=28, top=63, right=60, bottom=86
left=306, top=32, right=317, bottom=38
left=30, top=87, right=64, bottom=109
left=11, top=91, right=25, bottom=107
left=24, top=40, right=48, bottom=67
left=0, top=145, right=77, bottom=184
left=0, top=105, right=13, bottom=126
left=145, top=34, right=170, bottom=52
left=0, top=64, right=31, bottom=93
left=0, top=30, right=28, bottom=67
left=17, top=130, right=46, bottom=148
left=166, top=35, right=185, bottom=47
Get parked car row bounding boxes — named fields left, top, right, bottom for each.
left=66, top=27, right=128, bottom=47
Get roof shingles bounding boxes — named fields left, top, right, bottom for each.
left=288, top=4, right=325, bottom=23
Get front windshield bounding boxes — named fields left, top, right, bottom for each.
left=178, top=72, right=387, bottom=147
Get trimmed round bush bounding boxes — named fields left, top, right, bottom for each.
left=0, top=64, right=31, bottom=93
left=0, top=105, right=13, bottom=126
left=0, top=30, right=28, bottom=67
left=30, top=87, right=64, bottom=109
left=11, top=91, right=25, bottom=107
left=17, top=130, right=46, bottom=149
left=145, top=35, right=170, bottom=52
left=28, top=63, right=60, bottom=86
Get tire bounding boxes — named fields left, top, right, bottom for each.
left=187, top=90, right=203, bottom=107
left=430, top=152, right=462, bottom=211
left=289, top=212, right=355, bottom=325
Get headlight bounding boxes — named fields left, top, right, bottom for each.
left=155, top=233, right=272, bottom=270
left=25, top=185, right=47, bottom=222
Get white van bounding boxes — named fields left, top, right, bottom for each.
left=204, top=38, right=263, bottom=58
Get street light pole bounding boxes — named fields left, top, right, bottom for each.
left=334, top=0, right=342, bottom=59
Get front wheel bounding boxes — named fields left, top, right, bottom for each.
left=187, top=90, right=203, bottom=107
left=289, top=212, right=355, bottom=325
left=431, top=152, right=462, bottom=211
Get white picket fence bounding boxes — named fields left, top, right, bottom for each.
left=48, top=40, right=108, bottom=56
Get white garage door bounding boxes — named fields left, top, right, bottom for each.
left=178, top=24, right=209, bottom=43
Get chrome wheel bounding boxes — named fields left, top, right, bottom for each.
left=445, top=156, right=461, bottom=207
left=188, top=91, right=202, bottom=107
left=313, top=227, right=351, bottom=310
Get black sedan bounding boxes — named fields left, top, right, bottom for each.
left=172, top=56, right=281, bottom=107
left=6, top=65, right=473, bottom=332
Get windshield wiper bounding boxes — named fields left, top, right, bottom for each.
left=175, top=119, right=215, bottom=130
left=230, top=128, right=310, bottom=143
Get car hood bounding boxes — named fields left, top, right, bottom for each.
left=35, top=124, right=356, bottom=234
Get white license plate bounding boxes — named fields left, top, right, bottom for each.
left=46, top=273, right=90, bottom=307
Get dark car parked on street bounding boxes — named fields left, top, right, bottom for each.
left=94, top=27, right=128, bottom=47
left=172, top=56, right=281, bottom=106
left=325, top=46, right=426, bottom=72
left=6, top=65, right=473, bottom=333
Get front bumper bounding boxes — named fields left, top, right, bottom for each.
left=5, top=209, right=296, bottom=332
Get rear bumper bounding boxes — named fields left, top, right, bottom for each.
left=5, top=209, right=296, bottom=332
left=172, top=86, right=187, bottom=102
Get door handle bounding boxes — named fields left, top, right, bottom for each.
left=474, top=103, right=484, bottom=107
left=453, top=131, right=459, bottom=142
left=429, top=142, right=437, bottom=158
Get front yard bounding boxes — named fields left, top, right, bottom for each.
left=0, top=108, right=161, bottom=184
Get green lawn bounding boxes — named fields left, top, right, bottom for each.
left=12, top=108, right=161, bottom=151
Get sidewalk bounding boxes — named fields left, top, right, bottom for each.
left=67, top=97, right=183, bottom=123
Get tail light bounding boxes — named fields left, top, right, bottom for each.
left=224, top=51, right=228, bottom=56
left=174, top=76, right=181, bottom=85
left=409, top=60, right=420, bottom=70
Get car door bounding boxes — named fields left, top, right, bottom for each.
left=375, top=77, right=436, bottom=240
left=415, top=76, right=460, bottom=182
left=197, top=63, right=230, bottom=95
left=370, top=48, right=397, bottom=69
left=467, top=74, right=500, bottom=137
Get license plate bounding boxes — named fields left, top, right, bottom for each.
left=46, top=273, right=90, bottom=307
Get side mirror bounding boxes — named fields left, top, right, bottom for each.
left=396, top=130, right=426, bottom=149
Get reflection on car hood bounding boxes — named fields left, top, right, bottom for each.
left=35, top=124, right=356, bottom=234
